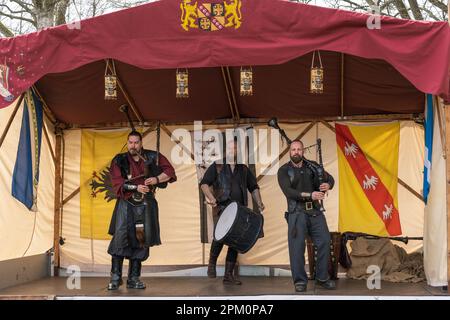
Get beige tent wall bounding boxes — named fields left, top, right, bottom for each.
left=60, top=127, right=203, bottom=270
left=0, top=98, right=55, bottom=262
left=59, top=121, right=425, bottom=270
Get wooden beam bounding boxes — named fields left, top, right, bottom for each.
left=0, top=93, right=25, bottom=149
left=106, top=59, right=144, bottom=123
left=257, top=121, right=317, bottom=182
left=397, top=179, right=424, bottom=202
left=225, top=67, right=240, bottom=121
left=31, top=85, right=58, bottom=125
left=62, top=187, right=79, bottom=206
left=160, top=123, right=195, bottom=161
left=53, top=128, right=63, bottom=275
left=445, top=103, right=450, bottom=292
left=42, top=121, right=56, bottom=164
left=221, top=67, right=236, bottom=120
left=320, top=120, right=424, bottom=203
left=64, top=113, right=423, bottom=130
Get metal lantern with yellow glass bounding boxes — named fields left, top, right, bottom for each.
left=176, top=68, right=189, bottom=98
left=104, top=59, right=118, bottom=100
left=310, top=51, right=324, bottom=94
left=240, top=66, right=253, bottom=96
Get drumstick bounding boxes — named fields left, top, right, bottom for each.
left=204, top=200, right=217, bottom=207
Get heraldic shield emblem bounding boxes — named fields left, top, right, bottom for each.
left=180, top=0, right=242, bottom=31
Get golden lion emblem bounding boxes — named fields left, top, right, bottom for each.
left=180, top=0, right=242, bottom=31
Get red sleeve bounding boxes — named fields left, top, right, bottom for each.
left=110, top=158, right=127, bottom=199
left=158, top=153, right=177, bottom=183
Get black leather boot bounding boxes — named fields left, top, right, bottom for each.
left=207, top=253, right=219, bottom=278
left=223, top=261, right=242, bottom=285
left=127, top=259, right=146, bottom=289
left=316, top=279, right=336, bottom=290
left=107, top=256, right=124, bottom=290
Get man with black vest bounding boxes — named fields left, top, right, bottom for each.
left=277, top=140, right=336, bottom=292
left=200, top=138, right=265, bottom=285
left=107, top=131, right=176, bottom=290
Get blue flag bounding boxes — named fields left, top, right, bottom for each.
left=423, top=94, right=434, bottom=204
left=11, top=90, right=44, bottom=211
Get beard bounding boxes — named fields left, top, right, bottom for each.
left=290, top=154, right=303, bottom=164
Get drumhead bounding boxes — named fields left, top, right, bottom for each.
left=214, top=202, right=238, bottom=241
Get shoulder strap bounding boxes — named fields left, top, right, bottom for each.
left=287, top=165, right=295, bottom=184
left=215, top=163, right=223, bottom=174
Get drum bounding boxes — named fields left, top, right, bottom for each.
left=214, top=202, right=264, bottom=254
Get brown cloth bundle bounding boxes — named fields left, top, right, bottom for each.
left=346, top=237, right=425, bottom=283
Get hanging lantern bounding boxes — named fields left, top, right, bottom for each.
left=310, top=51, right=324, bottom=94
left=104, top=59, right=117, bottom=100
left=240, top=66, right=253, bottom=96
left=176, top=68, right=189, bottom=98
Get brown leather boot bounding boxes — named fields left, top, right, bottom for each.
left=223, top=261, right=242, bottom=285
left=207, top=254, right=219, bottom=278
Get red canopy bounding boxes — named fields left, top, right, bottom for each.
left=0, top=0, right=449, bottom=125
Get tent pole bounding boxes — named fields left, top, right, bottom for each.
left=0, top=92, right=25, bottom=149
left=445, top=102, right=450, bottom=292
left=64, top=113, right=422, bottom=129
left=42, top=121, right=56, bottom=164
left=221, top=67, right=236, bottom=120
left=225, top=67, right=241, bottom=122
left=106, top=59, right=144, bottom=123
left=53, top=127, right=63, bottom=276
left=256, top=121, right=317, bottom=182
left=160, top=124, right=195, bottom=160
left=31, top=85, right=58, bottom=125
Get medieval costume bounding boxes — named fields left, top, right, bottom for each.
left=107, top=149, right=176, bottom=290
left=277, top=159, right=335, bottom=292
left=200, top=159, right=261, bottom=285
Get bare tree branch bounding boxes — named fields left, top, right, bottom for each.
left=428, top=0, right=448, bottom=11
left=408, top=0, right=425, bottom=19
left=0, top=11, right=35, bottom=25
left=0, top=19, right=14, bottom=37
left=391, top=0, right=411, bottom=18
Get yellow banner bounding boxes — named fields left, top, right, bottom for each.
left=80, top=130, right=129, bottom=239
left=337, top=122, right=401, bottom=236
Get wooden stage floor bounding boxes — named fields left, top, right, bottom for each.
left=0, top=277, right=448, bottom=300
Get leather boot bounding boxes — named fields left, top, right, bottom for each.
left=207, top=253, right=219, bottom=278
left=127, top=259, right=146, bottom=289
left=223, top=261, right=242, bottom=285
left=107, top=256, right=124, bottom=290
left=233, top=260, right=240, bottom=282
left=316, top=279, right=336, bottom=290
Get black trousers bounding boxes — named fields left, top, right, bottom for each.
left=210, top=240, right=238, bottom=263
left=286, top=210, right=330, bottom=284
left=107, top=203, right=150, bottom=261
